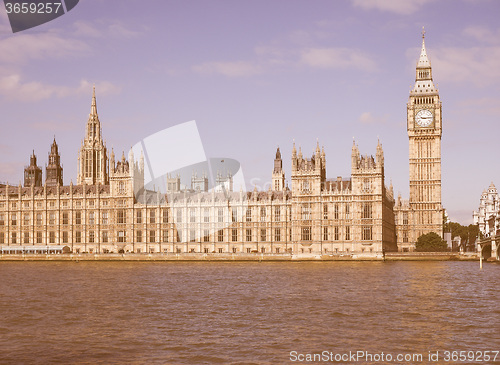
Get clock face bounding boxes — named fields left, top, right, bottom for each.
left=415, top=109, right=433, bottom=127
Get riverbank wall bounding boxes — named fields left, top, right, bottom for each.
left=0, top=252, right=481, bottom=262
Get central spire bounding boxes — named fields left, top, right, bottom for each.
left=90, top=84, right=98, bottom=115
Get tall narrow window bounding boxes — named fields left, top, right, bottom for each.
left=246, top=209, right=252, bottom=222
left=362, top=226, right=372, bottom=241
left=117, top=210, right=126, bottom=224
left=260, top=207, right=266, bottom=222
left=62, top=213, right=69, bottom=225
left=274, top=228, right=281, bottom=242
left=274, top=206, right=281, bottom=221
left=301, top=227, right=311, bottom=241
left=362, top=203, right=372, bottom=219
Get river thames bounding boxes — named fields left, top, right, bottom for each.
left=0, top=261, right=498, bottom=364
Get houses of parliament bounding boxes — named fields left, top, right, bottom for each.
left=0, top=32, right=443, bottom=255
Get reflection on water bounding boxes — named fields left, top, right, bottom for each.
left=0, top=262, right=498, bottom=364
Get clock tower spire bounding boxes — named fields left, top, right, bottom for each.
left=407, top=29, right=443, bottom=244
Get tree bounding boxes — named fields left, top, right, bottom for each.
left=415, top=232, right=448, bottom=252
left=443, top=221, right=480, bottom=252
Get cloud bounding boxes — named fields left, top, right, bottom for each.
left=108, top=22, right=142, bottom=38
left=359, top=112, right=387, bottom=124
left=351, top=0, right=434, bottom=15
left=300, top=48, right=377, bottom=72
left=454, top=97, right=500, bottom=116
left=0, top=31, right=89, bottom=64
left=72, top=19, right=144, bottom=39
left=193, top=61, right=262, bottom=77
left=73, top=20, right=102, bottom=38
left=431, top=46, right=500, bottom=87
left=462, top=26, right=500, bottom=45
left=29, top=120, right=76, bottom=131
left=0, top=76, right=121, bottom=102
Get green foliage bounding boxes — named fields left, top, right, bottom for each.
left=443, top=221, right=480, bottom=251
left=415, top=232, right=448, bottom=252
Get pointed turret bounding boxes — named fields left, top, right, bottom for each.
left=91, top=85, right=97, bottom=115
left=417, top=27, right=431, bottom=70
left=376, top=139, right=384, bottom=166
left=411, top=27, right=437, bottom=94
left=139, top=149, right=145, bottom=173
left=45, top=137, right=63, bottom=186
left=272, top=146, right=285, bottom=191
left=128, top=148, right=134, bottom=167
left=24, top=150, right=42, bottom=187
left=292, top=141, right=297, bottom=171
left=351, top=139, right=359, bottom=169
left=78, top=86, right=109, bottom=185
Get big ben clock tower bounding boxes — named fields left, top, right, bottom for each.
left=407, top=28, right=443, bottom=242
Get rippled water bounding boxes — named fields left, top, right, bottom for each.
left=0, top=261, right=498, bottom=364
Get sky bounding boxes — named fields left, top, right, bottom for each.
left=0, top=0, right=499, bottom=224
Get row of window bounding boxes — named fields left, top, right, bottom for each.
left=0, top=226, right=375, bottom=244
left=0, top=200, right=124, bottom=209
left=0, top=204, right=375, bottom=226
left=302, top=225, right=372, bottom=241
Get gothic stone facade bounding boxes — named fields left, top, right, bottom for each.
left=0, top=88, right=397, bottom=255
left=395, top=29, right=444, bottom=251
left=0, top=32, right=444, bottom=254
